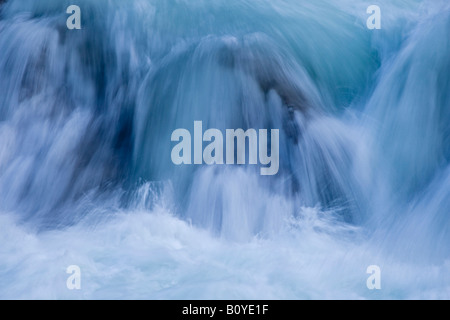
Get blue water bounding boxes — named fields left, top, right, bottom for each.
left=0, top=0, right=449, bottom=299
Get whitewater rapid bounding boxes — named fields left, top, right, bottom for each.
left=0, top=0, right=449, bottom=299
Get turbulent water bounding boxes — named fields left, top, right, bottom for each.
left=0, top=0, right=449, bottom=299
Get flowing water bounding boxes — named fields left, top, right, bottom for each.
left=0, top=0, right=449, bottom=299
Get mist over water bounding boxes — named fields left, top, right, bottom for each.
left=0, top=0, right=449, bottom=299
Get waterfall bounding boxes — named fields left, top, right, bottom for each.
left=0, top=0, right=448, bottom=299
